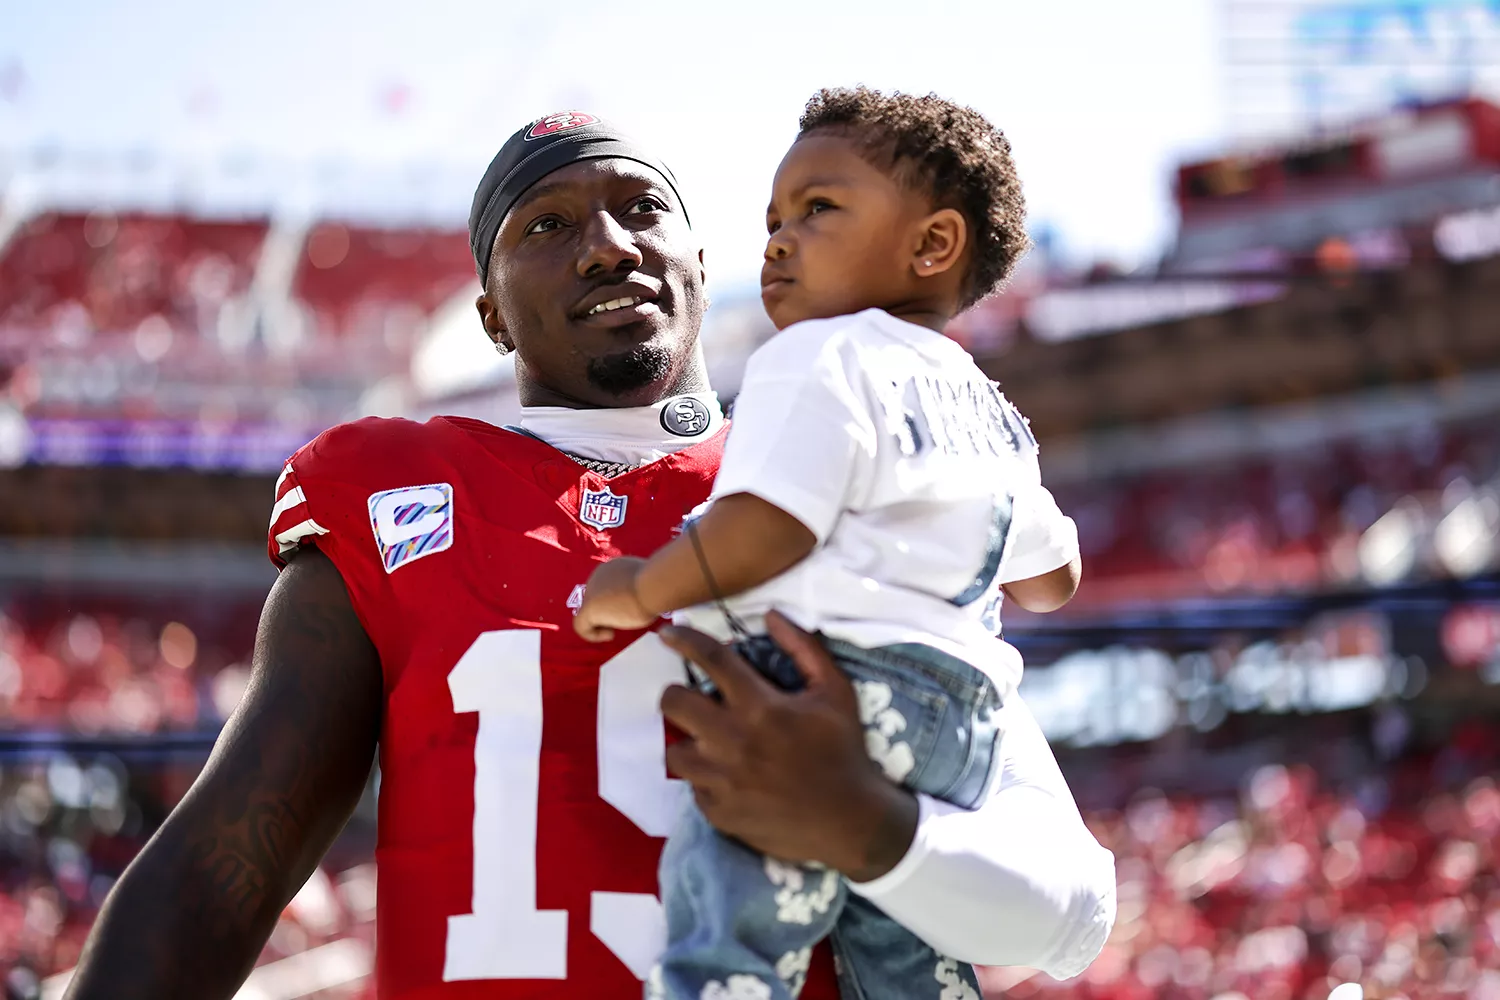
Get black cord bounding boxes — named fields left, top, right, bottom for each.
left=685, top=519, right=750, bottom=639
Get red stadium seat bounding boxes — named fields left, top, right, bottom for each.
left=289, top=223, right=476, bottom=345
left=0, top=212, right=268, bottom=342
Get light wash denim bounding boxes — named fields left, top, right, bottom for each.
left=652, top=635, right=1001, bottom=1000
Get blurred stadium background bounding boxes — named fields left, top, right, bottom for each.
left=3, top=1, right=1500, bottom=998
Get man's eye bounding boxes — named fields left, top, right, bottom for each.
left=525, top=217, right=564, bottom=235
left=626, top=196, right=667, bottom=215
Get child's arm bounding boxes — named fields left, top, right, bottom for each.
left=574, top=493, right=815, bottom=642
left=639, top=493, right=815, bottom=613
left=1001, top=553, right=1081, bottom=613
left=577, top=322, right=871, bottom=643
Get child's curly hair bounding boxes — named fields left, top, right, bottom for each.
left=799, top=86, right=1029, bottom=308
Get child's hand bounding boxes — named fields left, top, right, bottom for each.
left=574, top=557, right=656, bottom=642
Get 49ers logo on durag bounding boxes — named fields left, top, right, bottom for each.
left=525, top=111, right=599, bottom=141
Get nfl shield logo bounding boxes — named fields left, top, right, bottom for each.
left=579, top=486, right=628, bottom=531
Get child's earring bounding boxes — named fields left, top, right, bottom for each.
left=923, top=259, right=933, bottom=269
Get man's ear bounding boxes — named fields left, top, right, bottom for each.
left=912, top=208, right=968, bottom=278
left=475, top=293, right=512, bottom=351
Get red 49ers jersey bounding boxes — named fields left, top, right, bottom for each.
left=266, top=415, right=839, bottom=1000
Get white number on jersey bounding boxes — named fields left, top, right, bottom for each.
left=443, top=630, right=686, bottom=982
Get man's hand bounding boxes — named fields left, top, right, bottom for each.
left=658, top=612, right=918, bottom=881
left=574, top=556, right=656, bottom=642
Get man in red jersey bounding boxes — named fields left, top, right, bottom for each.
left=64, top=113, right=1114, bottom=1000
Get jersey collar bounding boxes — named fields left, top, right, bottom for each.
left=516, top=392, right=724, bottom=468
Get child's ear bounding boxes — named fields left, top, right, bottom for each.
left=912, top=208, right=968, bottom=279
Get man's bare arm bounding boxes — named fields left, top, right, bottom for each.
left=64, top=547, right=383, bottom=1000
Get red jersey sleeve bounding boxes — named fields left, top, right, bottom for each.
left=261, top=417, right=458, bottom=682
left=268, top=451, right=330, bottom=568
left=265, top=417, right=403, bottom=571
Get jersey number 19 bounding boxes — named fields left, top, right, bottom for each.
left=444, top=630, right=683, bottom=982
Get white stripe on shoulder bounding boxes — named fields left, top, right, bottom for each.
left=275, top=517, right=330, bottom=552
left=275, top=463, right=294, bottom=496
left=269, top=485, right=307, bottom=526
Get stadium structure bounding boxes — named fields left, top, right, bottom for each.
left=1, top=89, right=1500, bottom=1000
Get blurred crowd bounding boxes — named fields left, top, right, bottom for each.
left=0, top=596, right=372, bottom=1000
left=0, top=213, right=265, bottom=345
left=0, top=211, right=477, bottom=433
left=0, top=211, right=474, bottom=358
left=0, top=406, right=1496, bottom=598
left=5, top=722, right=1500, bottom=1000
left=1, top=600, right=1497, bottom=1000
left=1059, top=417, right=1500, bottom=605
left=3, top=570, right=1499, bottom=999
left=0, top=754, right=375, bottom=1000
left=1, top=204, right=1498, bottom=1000
left=993, top=737, right=1500, bottom=1000
left=0, top=602, right=256, bottom=732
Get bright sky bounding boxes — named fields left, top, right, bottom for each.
left=0, top=0, right=1229, bottom=292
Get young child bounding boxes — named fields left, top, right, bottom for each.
left=575, top=86, right=1082, bottom=1000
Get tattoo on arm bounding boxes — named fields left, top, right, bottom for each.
left=64, top=547, right=382, bottom=1000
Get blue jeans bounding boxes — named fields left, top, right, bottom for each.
left=652, top=635, right=1001, bottom=1000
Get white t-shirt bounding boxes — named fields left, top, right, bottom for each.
left=519, top=394, right=1114, bottom=977
left=678, top=308, right=1079, bottom=696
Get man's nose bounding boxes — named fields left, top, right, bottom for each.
left=578, top=211, right=644, bottom=277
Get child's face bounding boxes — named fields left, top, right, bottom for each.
left=761, top=132, right=936, bottom=330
